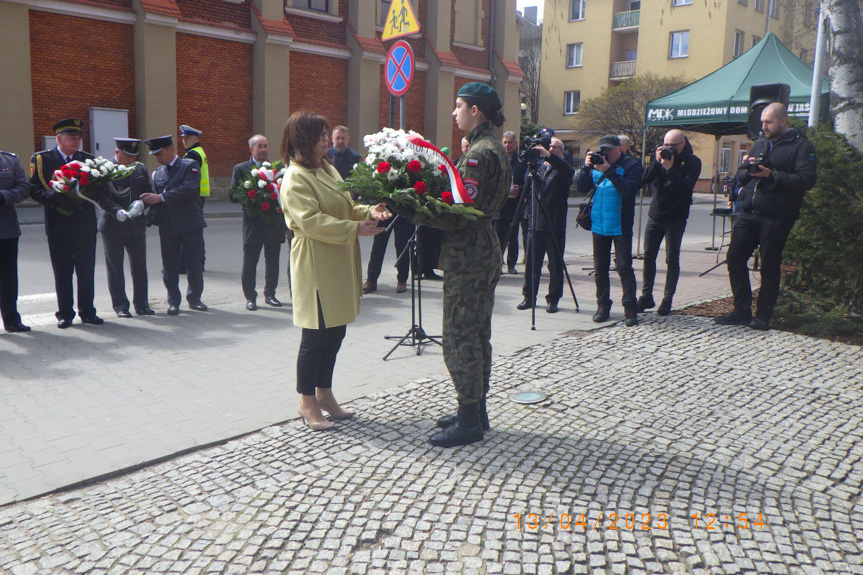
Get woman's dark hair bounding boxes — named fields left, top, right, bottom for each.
left=460, top=96, right=506, bottom=127
left=279, top=111, right=329, bottom=168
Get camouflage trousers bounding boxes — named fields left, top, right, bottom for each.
left=442, top=264, right=501, bottom=407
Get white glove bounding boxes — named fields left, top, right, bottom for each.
left=116, top=210, right=130, bottom=222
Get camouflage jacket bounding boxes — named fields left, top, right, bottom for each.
left=412, top=122, right=511, bottom=273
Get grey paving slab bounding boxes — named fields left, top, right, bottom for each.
left=0, top=316, right=861, bottom=574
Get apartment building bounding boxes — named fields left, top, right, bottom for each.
left=538, top=0, right=817, bottom=183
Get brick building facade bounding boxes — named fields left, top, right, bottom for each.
left=1, top=0, right=522, bottom=183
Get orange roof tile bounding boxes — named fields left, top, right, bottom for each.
left=346, top=20, right=385, bottom=54
left=138, top=0, right=181, bottom=18
left=426, top=39, right=460, bottom=68
left=495, top=51, right=524, bottom=78
left=250, top=2, right=295, bottom=37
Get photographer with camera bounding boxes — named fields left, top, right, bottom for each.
left=576, top=134, right=644, bottom=326
left=517, top=137, right=574, bottom=313
left=638, top=130, right=702, bottom=316
left=715, top=102, right=817, bottom=331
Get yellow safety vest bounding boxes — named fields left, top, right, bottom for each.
left=190, top=145, right=210, bottom=197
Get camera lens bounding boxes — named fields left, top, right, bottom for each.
left=659, top=148, right=672, bottom=160
left=589, top=152, right=603, bottom=165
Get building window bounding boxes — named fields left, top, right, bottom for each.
left=752, top=35, right=761, bottom=47
left=672, top=0, right=692, bottom=6
left=769, top=0, right=780, bottom=18
left=629, top=0, right=641, bottom=9
left=733, top=30, right=745, bottom=57
left=566, top=43, right=583, bottom=68
left=800, top=49, right=809, bottom=62
left=720, top=142, right=732, bottom=174
left=564, top=91, right=580, bottom=115
left=295, top=0, right=328, bottom=11
left=738, top=0, right=747, bottom=5
left=380, top=0, right=391, bottom=25
left=754, top=0, right=764, bottom=10
left=569, top=0, right=585, bottom=21
left=669, top=31, right=689, bottom=58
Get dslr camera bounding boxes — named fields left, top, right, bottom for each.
left=589, top=149, right=607, bottom=165
left=658, top=146, right=677, bottom=161
left=746, top=155, right=770, bottom=174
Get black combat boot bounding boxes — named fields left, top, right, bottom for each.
left=429, top=403, right=484, bottom=447
left=436, top=400, right=490, bottom=431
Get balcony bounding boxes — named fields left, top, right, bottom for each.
left=610, top=60, right=637, bottom=80
left=613, top=9, right=640, bottom=31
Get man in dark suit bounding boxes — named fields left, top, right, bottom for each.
left=29, top=118, right=105, bottom=329
left=230, top=134, right=286, bottom=311
left=0, top=150, right=31, bottom=332
left=98, top=138, right=154, bottom=318
left=493, top=131, right=526, bottom=275
left=140, top=135, right=207, bottom=315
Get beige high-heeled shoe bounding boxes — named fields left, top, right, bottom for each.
left=297, top=404, right=334, bottom=431
left=317, top=400, right=354, bottom=420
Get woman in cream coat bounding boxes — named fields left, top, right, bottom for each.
left=279, top=111, right=390, bottom=431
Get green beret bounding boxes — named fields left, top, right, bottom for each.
left=457, top=82, right=502, bottom=110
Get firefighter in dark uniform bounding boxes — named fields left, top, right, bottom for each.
left=29, top=118, right=105, bottom=329
left=408, top=82, right=512, bottom=448
left=0, top=150, right=31, bottom=332
left=98, top=138, right=154, bottom=317
left=140, top=135, right=207, bottom=315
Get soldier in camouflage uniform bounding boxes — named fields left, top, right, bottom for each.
left=410, top=82, right=511, bottom=448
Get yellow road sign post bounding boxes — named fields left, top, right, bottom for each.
left=382, top=0, right=420, bottom=41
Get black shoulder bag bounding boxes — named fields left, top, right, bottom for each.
left=575, top=172, right=607, bottom=231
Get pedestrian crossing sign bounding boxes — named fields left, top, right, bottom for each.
left=382, top=0, right=420, bottom=41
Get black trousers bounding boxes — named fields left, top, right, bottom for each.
left=0, top=237, right=22, bottom=328
left=47, top=233, right=97, bottom=321
left=522, top=229, right=565, bottom=304
left=592, top=233, right=637, bottom=312
left=366, top=215, right=413, bottom=283
left=726, top=212, right=793, bottom=321
left=493, top=218, right=519, bottom=268
left=242, top=241, right=281, bottom=301
left=641, top=217, right=687, bottom=302
left=160, top=228, right=204, bottom=306
left=102, top=232, right=148, bottom=313
left=296, top=300, right=346, bottom=396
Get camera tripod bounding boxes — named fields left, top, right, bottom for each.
left=383, top=220, right=442, bottom=359
left=506, top=157, right=580, bottom=330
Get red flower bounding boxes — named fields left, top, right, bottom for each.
left=270, top=192, right=278, bottom=200
left=441, top=192, right=454, bottom=205
left=79, top=173, right=91, bottom=186
left=438, top=164, right=447, bottom=172
left=407, top=160, right=422, bottom=173
left=376, top=161, right=391, bottom=174
left=267, top=183, right=277, bottom=193
left=413, top=181, right=427, bottom=195
left=247, top=190, right=256, bottom=198
left=260, top=202, right=270, bottom=211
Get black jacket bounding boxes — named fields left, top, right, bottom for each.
left=736, top=127, right=817, bottom=222
left=98, top=162, right=150, bottom=239
left=0, top=151, right=30, bottom=241
left=230, top=159, right=286, bottom=245
left=524, top=152, right=574, bottom=233
left=494, top=154, right=527, bottom=223
left=29, top=148, right=104, bottom=239
left=643, top=140, right=702, bottom=223
left=151, top=158, right=206, bottom=236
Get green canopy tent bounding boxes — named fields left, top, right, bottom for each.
left=644, top=32, right=829, bottom=136
left=636, top=33, right=829, bottom=254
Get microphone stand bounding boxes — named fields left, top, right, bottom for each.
left=383, top=223, right=442, bottom=359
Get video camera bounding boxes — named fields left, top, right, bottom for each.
left=520, top=129, right=553, bottom=165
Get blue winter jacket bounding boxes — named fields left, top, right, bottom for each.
left=576, top=154, right=643, bottom=236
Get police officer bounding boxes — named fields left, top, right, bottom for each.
left=29, top=118, right=105, bottom=329
left=408, top=82, right=511, bottom=448
left=99, top=138, right=154, bottom=317
left=230, top=134, right=286, bottom=310
left=179, top=124, right=209, bottom=271
left=140, top=135, right=207, bottom=315
left=0, top=150, right=31, bottom=332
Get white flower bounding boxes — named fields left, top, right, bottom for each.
left=385, top=168, right=399, bottom=181
left=80, top=166, right=91, bottom=173
left=251, top=169, right=259, bottom=177
left=244, top=180, right=253, bottom=189
left=365, top=154, right=377, bottom=165
left=261, top=161, right=271, bottom=168
left=258, top=180, right=267, bottom=188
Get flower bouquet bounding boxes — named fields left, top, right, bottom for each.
left=228, top=160, right=286, bottom=226
left=50, top=158, right=135, bottom=216
left=342, top=128, right=483, bottom=221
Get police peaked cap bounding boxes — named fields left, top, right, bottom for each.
left=143, top=135, right=174, bottom=155
left=53, top=118, right=84, bottom=135
left=457, top=82, right=502, bottom=110
left=179, top=124, right=202, bottom=136
left=114, top=138, right=142, bottom=155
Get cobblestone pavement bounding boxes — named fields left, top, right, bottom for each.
left=2, top=315, right=861, bottom=574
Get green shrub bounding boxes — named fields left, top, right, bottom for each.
left=782, top=128, right=863, bottom=315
